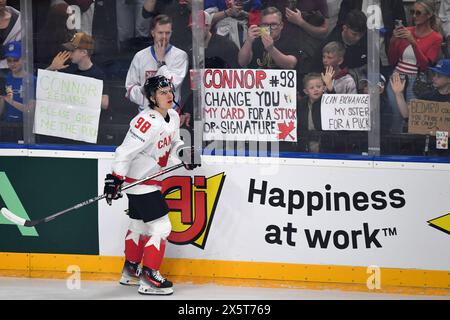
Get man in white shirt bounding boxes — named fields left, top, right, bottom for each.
left=125, top=14, right=188, bottom=112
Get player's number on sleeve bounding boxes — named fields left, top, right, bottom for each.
left=135, top=117, right=151, bottom=133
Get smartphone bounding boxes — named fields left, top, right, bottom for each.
left=287, top=0, right=297, bottom=10
left=234, top=0, right=251, bottom=6
left=395, top=19, right=404, bottom=28
left=260, top=25, right=270, bottom=37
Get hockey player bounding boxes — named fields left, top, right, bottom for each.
left=103, top=75, right=199, bottom=295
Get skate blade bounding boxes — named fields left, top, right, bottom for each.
left=119, top=275, right=140, bottom=286
left=138, top=285, right=174, bottom=295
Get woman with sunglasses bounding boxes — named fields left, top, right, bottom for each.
left=386, top=0, right=443, bottom=133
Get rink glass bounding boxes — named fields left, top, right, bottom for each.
left=0, top=0, right=447, bottom=158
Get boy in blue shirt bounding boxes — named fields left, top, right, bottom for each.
left=0, top=41, right=35, bottom=123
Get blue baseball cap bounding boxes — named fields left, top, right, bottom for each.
left=4, top=41, right=21, bottom=59
left=429, top=59, right=450, bottom=77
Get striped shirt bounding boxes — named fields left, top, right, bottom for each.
left=395, top=45, right=419, bottom=75
left=389, top=27, right=442, bottom=75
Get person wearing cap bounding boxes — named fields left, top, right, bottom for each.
left=390, top=59, right=450, bottom=124
left=125, top=14, right=188, bottom=113
left=47, top=32, right=109, bottom=110
left=0, top=41, right=36, bottom=123
left=427, top=60, right=450, bottom=101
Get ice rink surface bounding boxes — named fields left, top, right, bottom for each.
left=0, top=277, right=448, bottom=300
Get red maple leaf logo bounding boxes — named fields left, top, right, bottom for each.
left=158, top=150, right=171, bottom=167
left=277, top=121, right=295, bottom=141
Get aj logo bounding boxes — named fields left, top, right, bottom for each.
left=428, top=213, right=450, bottom=235
left=0, top=172, right=38, bottom=236
left=162, top=173, right=226, bottom=249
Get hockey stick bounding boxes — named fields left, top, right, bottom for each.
left=0, top=163, right=185, bottom=228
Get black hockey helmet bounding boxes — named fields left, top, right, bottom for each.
left=143, top=75, right=175, bottom=109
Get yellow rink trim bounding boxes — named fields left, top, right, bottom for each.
left=0, top=252, right=449, bottom=296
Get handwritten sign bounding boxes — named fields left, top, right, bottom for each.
left=34, top=69, right=103, bottom=143
left=321, top=94, right=370, bottom=131
left=436, top=131, right=448, bottom=149
left=408, top=99, right=450, bottom=136
left=202, top=69, right=297, bottom=142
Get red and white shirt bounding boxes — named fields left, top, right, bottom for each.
left=389, top=27, right=443, bottom=75
left=112, top=108, right=184, bottom=195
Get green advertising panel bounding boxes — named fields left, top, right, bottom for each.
left=0, top=157, right=99, bottom=255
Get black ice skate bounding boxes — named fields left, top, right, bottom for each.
left=119, top=260, right=141, bottom=286
left=138, top=267, right=173, bottom=295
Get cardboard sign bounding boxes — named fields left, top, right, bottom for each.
left=34, top=69, right=103, bottom=143
left=408, top=99, right=450, bottom=136
left=321, top=94, right=370, bottom=131
left=202, top=69, right=297, bottom=142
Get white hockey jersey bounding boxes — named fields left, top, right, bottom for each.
left=125, top=45, right=188, bottom=112
left=112, top=108, right=184, bottom=195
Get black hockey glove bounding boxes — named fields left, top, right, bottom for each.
left=177, top=146, right=201, bottom=171
left=104, top=174, right=124, bottom=205
left=184, top=162, right=201, bottom=170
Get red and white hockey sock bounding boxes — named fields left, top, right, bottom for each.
left=124, top=230, right=149, bottom=264
left=142, top=236, right=167, bottom=270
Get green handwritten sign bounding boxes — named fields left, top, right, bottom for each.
left=34, top=69, right=103, bottom=143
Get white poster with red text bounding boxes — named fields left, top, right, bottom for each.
left=202, top=69, right=297, bottom=142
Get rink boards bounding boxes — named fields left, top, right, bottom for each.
left=0, top=150, right=449, bottom=289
